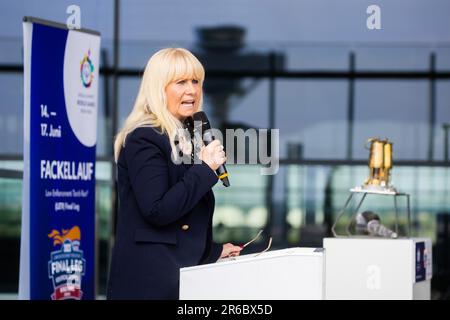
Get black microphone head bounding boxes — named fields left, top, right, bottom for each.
left=193, top=111, right=211, bottom=131
left=183, top=116, right=194, bottom=135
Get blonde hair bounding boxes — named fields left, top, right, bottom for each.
left=114, top=48, right=205, bottom=161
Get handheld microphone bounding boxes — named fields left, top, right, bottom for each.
left=355, top=211, right=398, bottom=238
left=192, top=111, right=230, bottom=187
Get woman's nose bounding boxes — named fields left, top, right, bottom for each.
left=185, top=80, right=196, bottom=94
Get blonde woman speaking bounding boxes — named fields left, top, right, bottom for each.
left=107, top=48, right=241, bottom=299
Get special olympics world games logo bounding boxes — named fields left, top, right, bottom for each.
left=80, top=49, right=94, bottom=88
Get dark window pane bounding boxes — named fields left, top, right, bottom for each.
left=276, top=80, right=348, bottom=159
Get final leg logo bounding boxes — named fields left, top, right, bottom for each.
left=48, top=226, right=86, bottom=300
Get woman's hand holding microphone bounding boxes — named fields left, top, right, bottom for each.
left=198, top=140, right=226, bottom=171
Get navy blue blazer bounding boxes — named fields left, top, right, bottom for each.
left=106, top=126, right=222, bottom=300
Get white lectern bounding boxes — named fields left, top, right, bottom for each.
left=179, top=248, right=325, bottom=300
left=323, top=237, right=432, bottom=300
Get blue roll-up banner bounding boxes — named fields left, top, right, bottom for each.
left=20, top=17, right=100, bottom=300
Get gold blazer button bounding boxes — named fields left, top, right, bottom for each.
left=181, top=224, right=189, bottom=231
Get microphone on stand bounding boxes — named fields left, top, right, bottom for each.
left=192, top=111, right=230, bottom=187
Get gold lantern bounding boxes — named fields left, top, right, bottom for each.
left=364, top=138, right=394, bottom=189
